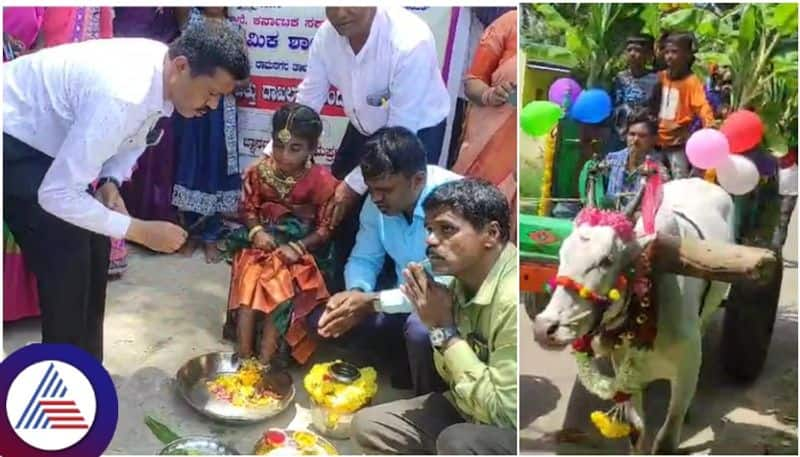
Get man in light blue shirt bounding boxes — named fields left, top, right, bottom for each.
left=308, top=127, right=460, bottom=394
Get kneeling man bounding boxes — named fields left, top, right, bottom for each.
left=351, top=179, right=518, bottom=455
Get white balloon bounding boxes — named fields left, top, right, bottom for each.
left=716, top=155, right=760, bottom=195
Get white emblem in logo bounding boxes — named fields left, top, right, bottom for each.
left=5, top=361, right=97, bottom=451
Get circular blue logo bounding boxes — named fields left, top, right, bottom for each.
left=0, top=344, right=118, bottom=457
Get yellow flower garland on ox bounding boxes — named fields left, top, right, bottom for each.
left=538, top=126, right=557, bottom=216
left=303, top=361, right=378, bottom=429
left=571, top=336, right=643, bottom=440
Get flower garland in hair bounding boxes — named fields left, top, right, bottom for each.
left=538, top=126, right=557, bottom=216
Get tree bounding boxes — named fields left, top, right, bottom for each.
left=521, top=4, right=656, bottom=89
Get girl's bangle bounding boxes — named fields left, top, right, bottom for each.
left=248, top=225, right=264, bottom=241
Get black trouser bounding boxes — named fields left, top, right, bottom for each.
left=329, top=120, right=448, bottom=292
left=3, top=134, right=109, bottom=361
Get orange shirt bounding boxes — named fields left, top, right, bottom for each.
left=657, top=71, right=715, bottom=147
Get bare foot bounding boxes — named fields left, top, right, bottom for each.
left=237, top=307, right=256, bottom=359
left=178, top=238, right=199, bottom=257
left=204, top=241, right=223, bottom=264
left=259, top=320, right=280, bottom=365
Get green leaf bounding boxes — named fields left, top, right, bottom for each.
left=739, top=6, right=757, bottom=52
left=660, top=8, right=697, bottom=31
left=145, top=416, right=182, bottom=445
left=532, top=4, right=572, bottom=32
left=697, top=18, right=717, bottom=39
left=525, top=43, right=579, bottom=68
left=768, top=3, right=798, bottom=36
left=639, top=3, right=661, bottom=37
left=696, top=52, right=732, bottom=67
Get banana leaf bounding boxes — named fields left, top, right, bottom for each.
left=145, top=416, right=182, bottom=445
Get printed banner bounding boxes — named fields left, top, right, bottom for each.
left=232, top=7, right=462, bottom=168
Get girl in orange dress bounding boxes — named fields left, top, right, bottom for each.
left=227, top=103, right=338, bottom=367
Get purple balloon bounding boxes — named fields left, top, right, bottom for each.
left=548, top=78, right=582, bottom=108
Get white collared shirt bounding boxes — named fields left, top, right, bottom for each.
left=3, top=38, right=174, bottom=239
left=293, top=7, right=450, bottom=194
left=297, top=6, right=449, bottom=137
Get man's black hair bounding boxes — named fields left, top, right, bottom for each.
left=360, top=127, right=427, bottom=180
left=423, top=178, right=511, bottom=242
left=626, top=33, right=655, bottom=50
left=626, top=108, right=658, bottom=136
left=168, top=21, right=250, bottom=81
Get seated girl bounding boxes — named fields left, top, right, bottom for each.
left=227, top=103, right=338, bottom=367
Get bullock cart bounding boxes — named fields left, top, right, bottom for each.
left=521, top=154, right=783, bottom=382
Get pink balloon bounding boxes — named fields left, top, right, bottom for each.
left=685, top=128, right=730, bottom=170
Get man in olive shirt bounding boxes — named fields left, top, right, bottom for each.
left=351, top=179, right=517, bottom=455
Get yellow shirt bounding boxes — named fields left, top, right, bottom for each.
left=434, top=243, right=518, bottom=429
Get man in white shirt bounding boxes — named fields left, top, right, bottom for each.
left=297, top=6, right=451, bottom=292
left=3, top=22, right=250, bottom=361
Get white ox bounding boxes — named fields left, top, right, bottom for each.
left=533, top=178, right=734, bottom=453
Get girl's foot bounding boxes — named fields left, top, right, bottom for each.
left=271, top=340, right=292, bottom=371
left=222, top=311, right=237, bottom=342
left=204, top=241, right=223, bottom=264
left=258, top=320, right=280, bottom=366
left=236, top=307, right=257, bottom=359
left=179, top=238, right=199, bottom=257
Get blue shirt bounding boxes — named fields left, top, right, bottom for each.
left=345, top=165, right=461, bottom=313
left=604, top=148, right=668, bottom=207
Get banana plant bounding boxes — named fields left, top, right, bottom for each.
left=643, top=3, right=797, bottom=151
left=521, top=3, right=655, bottom=89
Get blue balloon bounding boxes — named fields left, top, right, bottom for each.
left=569, top=89, right=612, bottom=124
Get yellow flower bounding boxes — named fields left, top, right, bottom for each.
left=206, top=358, right=279, bottom=409
left=590, top=410, right=632, bottom=439
left=579, top=286, right=592, bottom=299
left=539, top=126, right=557, bottom=216
left=303, top=361, right=377, bottom=414
left=292, top=431, right=317, bottom=449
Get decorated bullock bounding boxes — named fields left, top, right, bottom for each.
left=533, top=175, right=780, bottom=453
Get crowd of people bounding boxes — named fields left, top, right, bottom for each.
left=3, top=6, right=519, bottom=454
left=578, top=30, right=797, bottom=245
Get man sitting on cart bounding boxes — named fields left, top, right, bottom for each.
left=600, top=110, right=670, bottom=209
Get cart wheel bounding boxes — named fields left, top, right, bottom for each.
left=721, top=253, right=783, bottom=382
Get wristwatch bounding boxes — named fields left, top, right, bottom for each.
left=429, top=326, right=459, bottom=350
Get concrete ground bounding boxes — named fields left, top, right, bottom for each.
left=520, top=208, right=799, bottom=454
left=3, top=249, right=412, bottom=455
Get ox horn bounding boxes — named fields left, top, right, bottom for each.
left=650, top=233, right=779, bottom=286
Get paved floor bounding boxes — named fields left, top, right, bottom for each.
left=4, top=248, right=412, bottom=455
left=519, top=208, right=798, bottom=454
